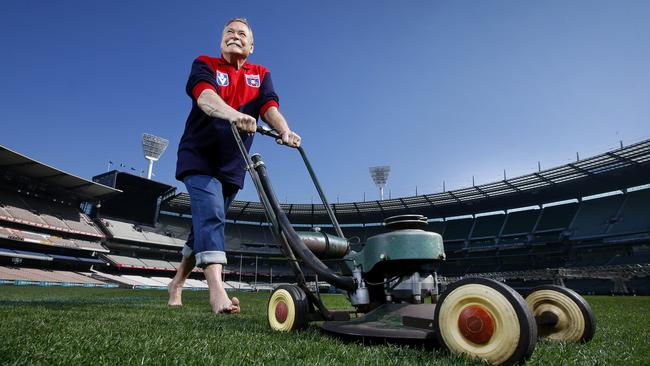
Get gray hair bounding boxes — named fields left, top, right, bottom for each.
left=223, top=17, right=254, bottom=43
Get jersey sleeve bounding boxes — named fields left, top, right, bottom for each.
left=186, top=56, right=219, bottom=100
left=259, top=71, right=280, bottom=116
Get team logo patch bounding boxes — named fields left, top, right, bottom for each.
left=245, top=74, right=260, bottom=88
left=217, top=71, right=229, bottom=86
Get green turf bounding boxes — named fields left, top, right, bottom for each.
left=0, top=286, right=648, bottom=365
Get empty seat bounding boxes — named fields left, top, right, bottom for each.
left=502, top=209, right=540, bottom=236
left=571, top=195, right=624, bottom=238
left=471, top=214, right=505, bottom=238
left=608, top=189, right=650, bottom=235
left=444, top=218, right=473, bottom=241
left=536, top=203, right=579, bottom=232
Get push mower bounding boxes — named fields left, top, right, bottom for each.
left=231, top=124, right=596, bottom=365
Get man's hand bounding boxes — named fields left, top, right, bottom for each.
left=277, top=130, right=301, bottom=148
left=262, top=105, right=300, bottom=147
left=230, top=113, right=257, bottom=135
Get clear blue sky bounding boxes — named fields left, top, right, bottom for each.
left=1, top=1, right=648, bottom=203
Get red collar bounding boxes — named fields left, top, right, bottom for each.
left=218, top=56, right=250, bottom=70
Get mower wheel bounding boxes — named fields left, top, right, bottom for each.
left=267, top=285, right=310, bottom=331
left=525, top=285, right=595, bottom=343
left=434, top=278, right=537, bottom=366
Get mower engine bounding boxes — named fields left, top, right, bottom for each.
left=341, top=214, right=445, bottom=310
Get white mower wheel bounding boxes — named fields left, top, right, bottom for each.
left=526, top=285, right=595, bottom=343
left=434, top=278, right=537, bottom=366
left=267, top=285, right=309, bottom=331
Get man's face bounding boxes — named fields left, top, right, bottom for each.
left=221, top=21, right=253, bottom=58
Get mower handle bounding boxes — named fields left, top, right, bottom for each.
left=256, top=125, right=283, bottom=141
left=252, top=124, right=346, bottom=239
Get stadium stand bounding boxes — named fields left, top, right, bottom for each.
left=471, top=213, right=506, bottom=239
left=570, top=194, right=625, bottom=238
left=2, top=139, right=650, bottom=294
left=608, top=188, right=650, bottom=235
left=0, top=145, right=119, bottom=286
left=501, top=209, right=540, bottom=236
left=0, top=189, right=104, bottom=238
left=0, top=266, right=112, bottom=287
left=104, top=254, right=148, bottom=268
left=443, top=217, right=473, bottom=241
left=427, top=220, right=447, bottom=235
left=100, top=218, right=185, bottom=247
left=535, top=202, right=579, bottom=232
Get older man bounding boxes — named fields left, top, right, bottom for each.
left=168, top=18, right=300, bottom=313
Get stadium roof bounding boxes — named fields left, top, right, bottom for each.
left=161, top=138, right=650, bottom=224
left=0, top=145, right=121, bottom=201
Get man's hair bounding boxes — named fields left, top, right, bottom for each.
left=223, top=17, right=254, bottom=43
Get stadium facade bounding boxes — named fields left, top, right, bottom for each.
left=0, top=140, right=649, bottom=294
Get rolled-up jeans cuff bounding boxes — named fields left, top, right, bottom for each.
left=196, top=251, right=227, bottom=267
left=181, top=245, right=193, bottom=257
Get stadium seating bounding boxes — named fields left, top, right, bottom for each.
left=608, top=189, right=650, bottom=235
left=224, top=280, right=253, bottom=290
left=0, top=224, right=108, bottom=254
left=535, top=202, right=579, bottom=232
left=471, top=214, right=506, bottom=239
left=101, top=219, right=149, bottom=242
left=443, top=218, right=473, bottom=241
left=185, top=279, right=209, bottom=288
left=0, top=190, right=48, bottom=225
left=501, top=209, right=540, bottom=236
left=101, top=218, right=185, bottom=247
left=0, top=266, right=108, bottom=285
left=427, top=221, right=446, bottom=235
left=570, top=194, right=625, bottom=238
left=99, top=275, right=208, bottom=290
left=104, top=254, right=148, bottom=268
left=156, top=214, right=191, bottom=240
left=121, top=275, right=168, bottom=287
left=139, top=259, right=176, bottom=270
left=72, top=238, right=108, bottom=252
left=608, top=253, right=650, bottom=265
left=90, top=271, right=146, bottom=287
left=0, top=189, right=103, bottom=237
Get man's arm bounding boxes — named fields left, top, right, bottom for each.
left=197, top=89, right=257, bottom=134
left=262, top=106, right=301, bottom=147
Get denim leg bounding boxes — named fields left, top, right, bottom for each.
left=181, top=226, right=194, bottom=258
left=183, top=175, right=237, bottom=267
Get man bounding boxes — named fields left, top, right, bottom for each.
left=168, top=18, right=301, bottom=314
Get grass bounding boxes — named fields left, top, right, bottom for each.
left=0, top=286, right=648, bottom=365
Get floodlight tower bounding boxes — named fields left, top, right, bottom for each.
left=369, top=166, right=391, bottom=200
left=142, top=133, right=169, bottom=179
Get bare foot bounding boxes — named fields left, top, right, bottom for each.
left=211, top=295, right=241, bottom=314
left=167, top=282, right=183, bottom=306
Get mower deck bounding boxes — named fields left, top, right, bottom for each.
left=321, top=303, right=436, bottom=340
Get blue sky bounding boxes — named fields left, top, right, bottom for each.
left=1, top=1, right=648, bottom=203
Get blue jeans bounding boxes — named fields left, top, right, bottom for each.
left=181, top=175, right=237, bottom=267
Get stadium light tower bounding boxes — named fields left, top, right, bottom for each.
left=142, top=133, right=169, bottom=180
left=369, top=166, right=391, bottom=200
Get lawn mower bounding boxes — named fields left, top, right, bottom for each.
left=231, top=124, right=596, bottom=365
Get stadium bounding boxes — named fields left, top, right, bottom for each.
left=3, top=2, right=650, bottom=365
left=1, top=139, right=648, bottom=294
left=1, top=136, right=649, bottom=365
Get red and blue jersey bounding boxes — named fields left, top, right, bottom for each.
left=175, top=56, right=279, bottom=188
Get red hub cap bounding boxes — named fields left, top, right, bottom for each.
left=458, top=305, right=495, bottom=344
left=275, top=301, right=288, bottom=323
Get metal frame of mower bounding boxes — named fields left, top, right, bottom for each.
left=231, top=124, right=595, bottom=365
